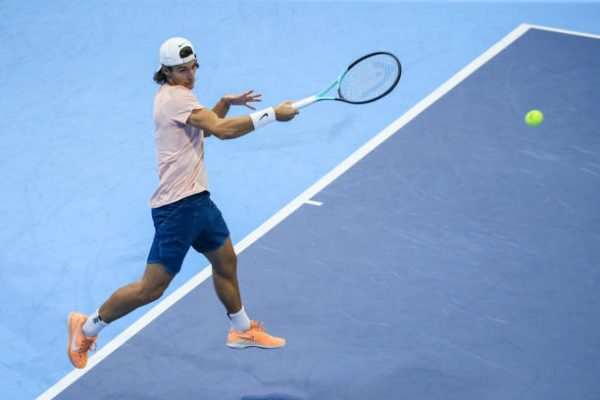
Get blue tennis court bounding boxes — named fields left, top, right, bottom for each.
left=2, top=1, right=600, bottom=399
left=42, top=26, right=600, bottom=399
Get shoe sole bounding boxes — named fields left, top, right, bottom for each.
left=226, top=341, right=285, bottom=349
left=67, top=312, right=85, bottom=368
left=67, top=312, right=76, bottom=367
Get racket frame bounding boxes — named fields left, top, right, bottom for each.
left=292, top=51, right=401, bottom=109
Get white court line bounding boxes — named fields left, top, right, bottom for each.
left=526, top=23, right=600, bottom=40
left=305, top=199, right=323, bottom=206
left=38, top=22, right=595, bottom=399
left=35, top=22, right=529, bottom=400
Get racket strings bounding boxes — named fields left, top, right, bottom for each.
left=338, top=54, right=400, bottom=103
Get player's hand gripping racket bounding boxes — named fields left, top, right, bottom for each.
left=292, top=51, right=401, bottom=109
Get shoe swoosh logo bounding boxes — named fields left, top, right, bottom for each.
left=259, top=113, right=269, bottom=121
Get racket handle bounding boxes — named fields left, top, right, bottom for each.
left=292, top=96, right=317, bottom=109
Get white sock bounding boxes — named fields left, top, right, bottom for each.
left=82, top=310, right=108, bottom=337
left=228, top=306, right=251, bottom=332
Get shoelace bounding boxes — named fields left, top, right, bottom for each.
left=252, top=321, right=265, bottom=332
left=79, top=337, right=97, bottom=354
left=235, top=322, right=264, bottom=340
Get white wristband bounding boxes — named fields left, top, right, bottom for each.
left=250, top=107, right=276, bottom=130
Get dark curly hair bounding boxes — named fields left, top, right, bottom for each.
left=153, top=66, right=171, bottom=84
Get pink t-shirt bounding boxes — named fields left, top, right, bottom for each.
left=149, top=84, right=207, bottom=208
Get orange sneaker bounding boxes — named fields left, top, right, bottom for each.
left=227, top=321, right=285, bottom=349
left=67, top=312, right=98, bottom=369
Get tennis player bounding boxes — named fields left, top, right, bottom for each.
left=67, top=37, right=298, bottom=369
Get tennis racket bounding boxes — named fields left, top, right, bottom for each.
left=292, top=51, right=401, bottom=109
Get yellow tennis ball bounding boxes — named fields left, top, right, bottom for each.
left=525, top=110, right=544, bottom=126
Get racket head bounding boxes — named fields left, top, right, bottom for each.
left=336, top=51, right=401, bottom=104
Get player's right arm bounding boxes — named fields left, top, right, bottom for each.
left=187, top=101, right=298, bottom=140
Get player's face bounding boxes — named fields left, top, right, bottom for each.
left=166, top=59, right=198, bottom=90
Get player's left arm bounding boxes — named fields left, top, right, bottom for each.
left=206, top=90, right=262, bottom=137
left=211, top=98, right=231, bottom=119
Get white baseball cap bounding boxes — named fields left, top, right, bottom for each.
left=158, top=37, right=197, bottom=68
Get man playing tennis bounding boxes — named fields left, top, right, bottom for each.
left=67, top=37, right=299, bottom=369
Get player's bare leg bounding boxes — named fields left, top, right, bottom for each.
left=68, top=263, right=173, bottom=368
left=99, top=263, right=174, bottom=323
left=204, top=238, right=285, bottom=349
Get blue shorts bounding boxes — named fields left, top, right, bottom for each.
left=147, top=191, right=230, bottom=275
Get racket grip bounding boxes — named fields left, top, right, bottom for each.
left=292, top=96, right=317, bottom=109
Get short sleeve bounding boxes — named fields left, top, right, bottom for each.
left=166, top=86, right=204, bottom=126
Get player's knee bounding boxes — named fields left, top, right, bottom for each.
left=139, top=282, right=168, bottom=303
left=228, top=252, right=238, bottom=269
left=214, top=255, right=237, bottom=279
left=150, top=283, right=168, bottom=301
left=224, top=253, right=238, bottom=274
